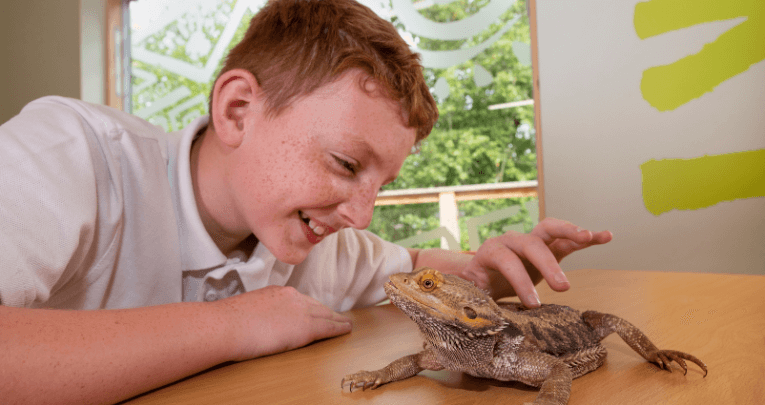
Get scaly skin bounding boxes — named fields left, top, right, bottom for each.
left=342, top=268, right=707, bottom=404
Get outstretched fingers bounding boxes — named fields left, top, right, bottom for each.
left=549, top=230, right=613, bottom=262
left=530, top=217, right=591, bottom=244
left=466, top=217, right=612, bottom=308
left=532, top=218, right=613, bottom=261
left=477, top=240, right=541, bottom=307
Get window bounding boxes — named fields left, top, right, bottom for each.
left=125, top=0, right=540, bottom=250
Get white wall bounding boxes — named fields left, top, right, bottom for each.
left=536, top=1, right=765, bottom=274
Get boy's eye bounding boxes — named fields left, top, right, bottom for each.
left=333, top=155, right=357, bottom=175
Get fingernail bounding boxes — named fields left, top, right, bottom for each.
left=526, top=292, right=541, bottom=307
left=555, top=273, right=569, bottom=286
left=335, top=312, right=352, bottom=321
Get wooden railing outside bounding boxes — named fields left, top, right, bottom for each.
left=375, top=181, right=538, bottom=250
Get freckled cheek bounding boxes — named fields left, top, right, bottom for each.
left=234, top=156, right=297, bottom=210
left=259, top=146, right=314, bottom=190
left=357, top=182, right=379, bottom=206
left=294, top=153, right=328, bottom=195
left=349, top=186, right=377, bottom=211
left=302, top=174, right=352, bottom=206
left=291, top=150, right=354, bottom=206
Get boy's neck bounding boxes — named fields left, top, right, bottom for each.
left=189, top=126, right=253, bottom=256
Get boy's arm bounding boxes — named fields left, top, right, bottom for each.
left=0, top=286, right=351, bottom=405
left=407, top=217, right=612, bottom=307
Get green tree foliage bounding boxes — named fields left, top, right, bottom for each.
left=131, top=0, right=252, bottom=130
left=370, top=0, right=538, bottom=249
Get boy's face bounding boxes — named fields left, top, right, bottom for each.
left=227, top=71, right=416, bottom=265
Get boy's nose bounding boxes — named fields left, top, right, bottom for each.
left=337, top=183, right=378, bottom=230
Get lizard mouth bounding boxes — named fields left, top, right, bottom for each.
left=385, top=281, right=442, bottom=316
left=383, top=280, right=397, bottom=294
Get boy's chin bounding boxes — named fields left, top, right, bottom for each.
left=269, top=244, right=312, bottom=265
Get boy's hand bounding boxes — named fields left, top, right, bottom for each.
left=217, top=285, right=353, bottom=361
left=464, top=217, right=612, bottom=307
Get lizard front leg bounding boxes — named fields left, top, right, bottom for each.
left=582, top=311, right=707, bottom=376
left=492, top=351, right=573, bottom=405
left=531, top=361, right=573, bottom=405
left=342, top=347, right=444, bottom=391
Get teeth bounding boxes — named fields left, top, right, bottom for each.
left=303, top=213, right=327, bottom=236
left=308, top=219, right=326, bottom=236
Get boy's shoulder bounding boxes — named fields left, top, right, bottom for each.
left=22, top=96, right=168, bottom=140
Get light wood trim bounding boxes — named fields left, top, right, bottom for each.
left=374, top=181, right=538, bottom=206
left=105, top=0, right=123, bottom=110
left=528, top=0, right=545, bottom=220
left=454, top=187, right=537, bottom=202
left=375, top=194, right=441, bottom=206
left=374, top=189, right=538, bottom=206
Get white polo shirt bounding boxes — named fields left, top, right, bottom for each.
left=0, top=96, right=412, bottom=311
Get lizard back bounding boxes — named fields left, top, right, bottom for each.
left=499, top=302, right=602, bottom=357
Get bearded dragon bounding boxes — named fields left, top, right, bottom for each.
left=341, top=267, right=707, bottom=405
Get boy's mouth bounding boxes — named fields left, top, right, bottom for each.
left=299, top=211, right=327, bottom=236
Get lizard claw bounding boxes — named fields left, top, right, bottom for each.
left=649, top=349, right=707, bottom=377
left=341, top=370, right=384, bottom=392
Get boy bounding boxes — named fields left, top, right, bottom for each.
left=0, top=0, right=611, bottom=403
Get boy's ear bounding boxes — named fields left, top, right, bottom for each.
left=210, top=69, right=262, bottom=148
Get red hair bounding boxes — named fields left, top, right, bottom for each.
left=212, top=0, right=438, bottom=142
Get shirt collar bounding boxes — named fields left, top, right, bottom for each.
left=168, top=116, right=228, bottom=271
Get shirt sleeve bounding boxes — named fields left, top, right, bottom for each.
left=287, top=228, right=413, bottom=312
left=0, top=98, right=99, bottom=307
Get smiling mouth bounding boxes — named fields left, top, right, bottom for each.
left=299, top=211, right=328, bottom=237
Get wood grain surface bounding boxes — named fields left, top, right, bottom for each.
left=123, top=269, right=765, bottom=404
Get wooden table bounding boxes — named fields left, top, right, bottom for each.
left=124, top=269, right=765, bottom=404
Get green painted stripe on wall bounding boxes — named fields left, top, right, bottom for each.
left=641, top=149, right=765, bottom=216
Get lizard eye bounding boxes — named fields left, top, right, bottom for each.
left=420, top=277, right=436, bottom=291
left=464, top=307, right=478, bottom=319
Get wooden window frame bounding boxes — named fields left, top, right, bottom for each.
left=105, top=0, right=130, bottom=111
left=528, top=0, right=545, bottom=219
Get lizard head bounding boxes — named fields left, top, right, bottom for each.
left=384, top=267, right=508, bottom=340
